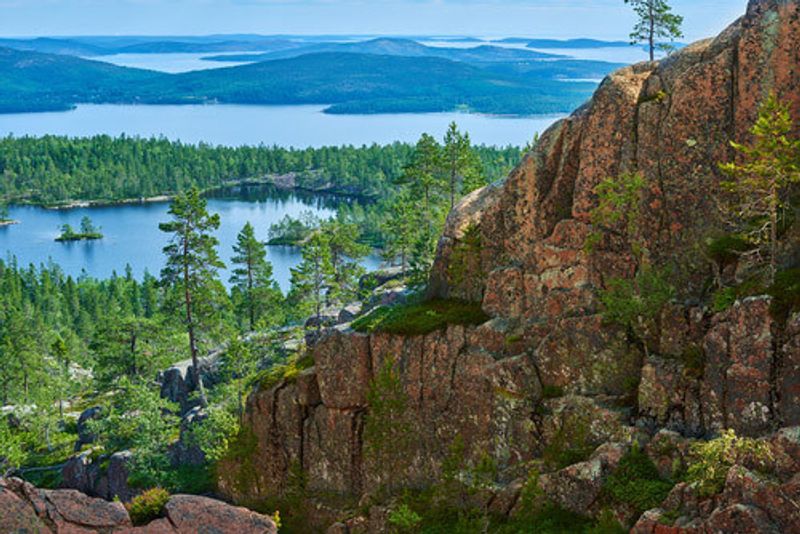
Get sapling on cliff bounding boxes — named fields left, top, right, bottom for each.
left=587, top=172, right=675, bottom=356
left=719, top=93, right=800, bottom=285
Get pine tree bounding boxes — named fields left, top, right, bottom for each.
left=382, top=190, right=421, bottom=275
left=443, top=122, right=482, bottom=209
left=159, top=188, right=225, bottom=407
left=625, top=0, right=684, bottom=61
left=290, top=232, right=334, bottom=329
left=398, top=134, right=444, bottom=225
left=720, top=94, right=800, bottom=284
left=230, top=222, right=282, bottom=330
left=323, top=220, right=368, bottom=304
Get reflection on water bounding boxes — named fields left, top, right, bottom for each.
left=0, top=185, right=381, bottom=291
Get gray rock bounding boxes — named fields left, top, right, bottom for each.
left=169, top=407, right=208, bottom=467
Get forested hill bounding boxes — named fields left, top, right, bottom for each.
left=0, top=135, right=523, bottom=204
left=0, top=47, right=166, bottom=113
left=0, top=45, right=619, bottom=115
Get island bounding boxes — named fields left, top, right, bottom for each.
left=55, top=216, right=103, bottom=241
left=0, top=204, right=18, bottom=226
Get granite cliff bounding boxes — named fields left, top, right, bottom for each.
left=218, top=1, right=800, bottom=531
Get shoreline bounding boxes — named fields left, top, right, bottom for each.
left=0, top=219, right=20, bottom=227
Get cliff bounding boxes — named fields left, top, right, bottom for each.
left=219, top=1, right=800, bottom=531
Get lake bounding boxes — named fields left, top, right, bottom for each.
left=0, top=104, right=561, bottom=148
left=0, top=186, right=382, bottom=292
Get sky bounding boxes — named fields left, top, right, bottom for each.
left=0, top=0, right=749, bottom=41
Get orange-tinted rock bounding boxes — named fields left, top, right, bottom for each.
left=164, top=494, right=277, bottom=533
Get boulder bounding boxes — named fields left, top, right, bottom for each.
left=164, top=494, right=278, bottom=533
left=0, top=477, right=278, bottom=533
left=169, top=407, right=208, bottom=467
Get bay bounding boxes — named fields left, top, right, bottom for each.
left=0, top=186, right=382, bottom=292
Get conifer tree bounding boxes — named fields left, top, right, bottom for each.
left=625, top=0, right=684, bottom=61
left=720, top=94, right=800, bottom=283
left=443, top=122, right=482, bottom=209
left=323, top=220, right=369, bottom=304
left=230, top=222, right=282, bottom=330
left=290, top=232, right=334, bottom=329
left=159, top=188, right=225, bottom=407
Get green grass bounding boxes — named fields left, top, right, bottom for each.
left=351, top=299, right=489, bottom=336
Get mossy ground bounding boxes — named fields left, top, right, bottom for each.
left=351, top=299, right=489, bottom=336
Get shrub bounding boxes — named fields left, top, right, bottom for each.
left=542, top=412, right=595, bottom=470
left=388, top=503, right=423, bottom=532
left=126, top=487, right=170, bottom=526
left=685, top=429, right=773, bottom=497
left=256, top=353, right=315, bottom=391
left=352, top=299, right=489, bottom=336
left=602, top=444, right=673, bottom=515
left=767, top=268, right=800, bottom=320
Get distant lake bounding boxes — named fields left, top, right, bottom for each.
left=0, top=185, right=381, bottom=292
left=0, top=104, right=562, bottom=147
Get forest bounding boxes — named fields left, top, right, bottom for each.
left=0, top=134, right=522, bottom=204
left=0, top=123, right=519, bottom=496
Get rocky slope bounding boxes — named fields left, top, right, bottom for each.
left=0, top=477, right=278, bottom=533
left=219, top=0, right=800, bottom=531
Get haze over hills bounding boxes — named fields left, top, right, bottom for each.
left=201, top=37, right=566, bottom=63
left=0, top=35, right=626, bottom=116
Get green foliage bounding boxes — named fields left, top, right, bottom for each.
left=602, top=444, right=673, bottom=515
left=255, top=353, right=315, bottom=391
left=719, top=93, right=800, bottom=283
left=587, top=172, right=646, bottom=257
left=351, top=299, right=489, bottom=336
left=0, top=417, right=25, bottom=476
left=126, top=487, right=170, bottom=526
left=0, top=134, right=521, bottom=206
left=230, top=222, right=284, bottom=330
left=89, top=379, right=179, bottom=489
left=186, top=406, right=240, bottom=463
left=388, top=504, right=423, bottom=533
left=55, top=220, right=103, bottom=241
left=600, top=267, right=674, bottom=327
left=685, top=429, right=773, bottom=497
left=288, top=231, right=334, bottom=327
left=625, top=0, right=684, bottom=60
left=160, top=187, right=228, bottom=405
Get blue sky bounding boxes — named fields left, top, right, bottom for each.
left=0, top=0, right=748, bottom=41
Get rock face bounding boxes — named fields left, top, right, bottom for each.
left=62, top=449, right=139, bottom=502
left=219, top=0, right=800, bottom=531
left=0, top=477, right=277, bottom=533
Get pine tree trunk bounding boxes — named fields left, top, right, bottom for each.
left=184, top=236, right=208, bottom=408
left=770, top=182, right=779, bottom=284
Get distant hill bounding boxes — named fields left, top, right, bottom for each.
left=0, top=47, right=166, bottom=113
left=525, top=38, right=633, bottom=49
left=202, top=38, right=565, bottom=63
left=0, top=46, right=616, bottom=115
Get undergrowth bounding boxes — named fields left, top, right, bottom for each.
left=351, top=299, right=489, bottom=336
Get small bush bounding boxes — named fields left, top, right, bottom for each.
left=256, top=353, right=315, bottom=391
left=388, top=503, right=423, bottom=532
left=602, top=445, right=673, bottom=515
left=126, top=487, right=170, bottom=526
left=685, top=429, right=773, bottom=497
left=352, top=299, right=489, bottom=336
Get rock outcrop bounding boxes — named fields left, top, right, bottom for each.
left=219, top=0, right=800, bottom=531
left=0, top=477, right=277, bottom=533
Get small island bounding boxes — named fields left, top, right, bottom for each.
left=56, top=216, right=103, bottom=242
left=0, top=203, right=19, bottom=226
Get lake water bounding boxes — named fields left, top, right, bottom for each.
left=0, top=104, right=561, bottom=148
left=0, top=186, right=382, bottom=292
